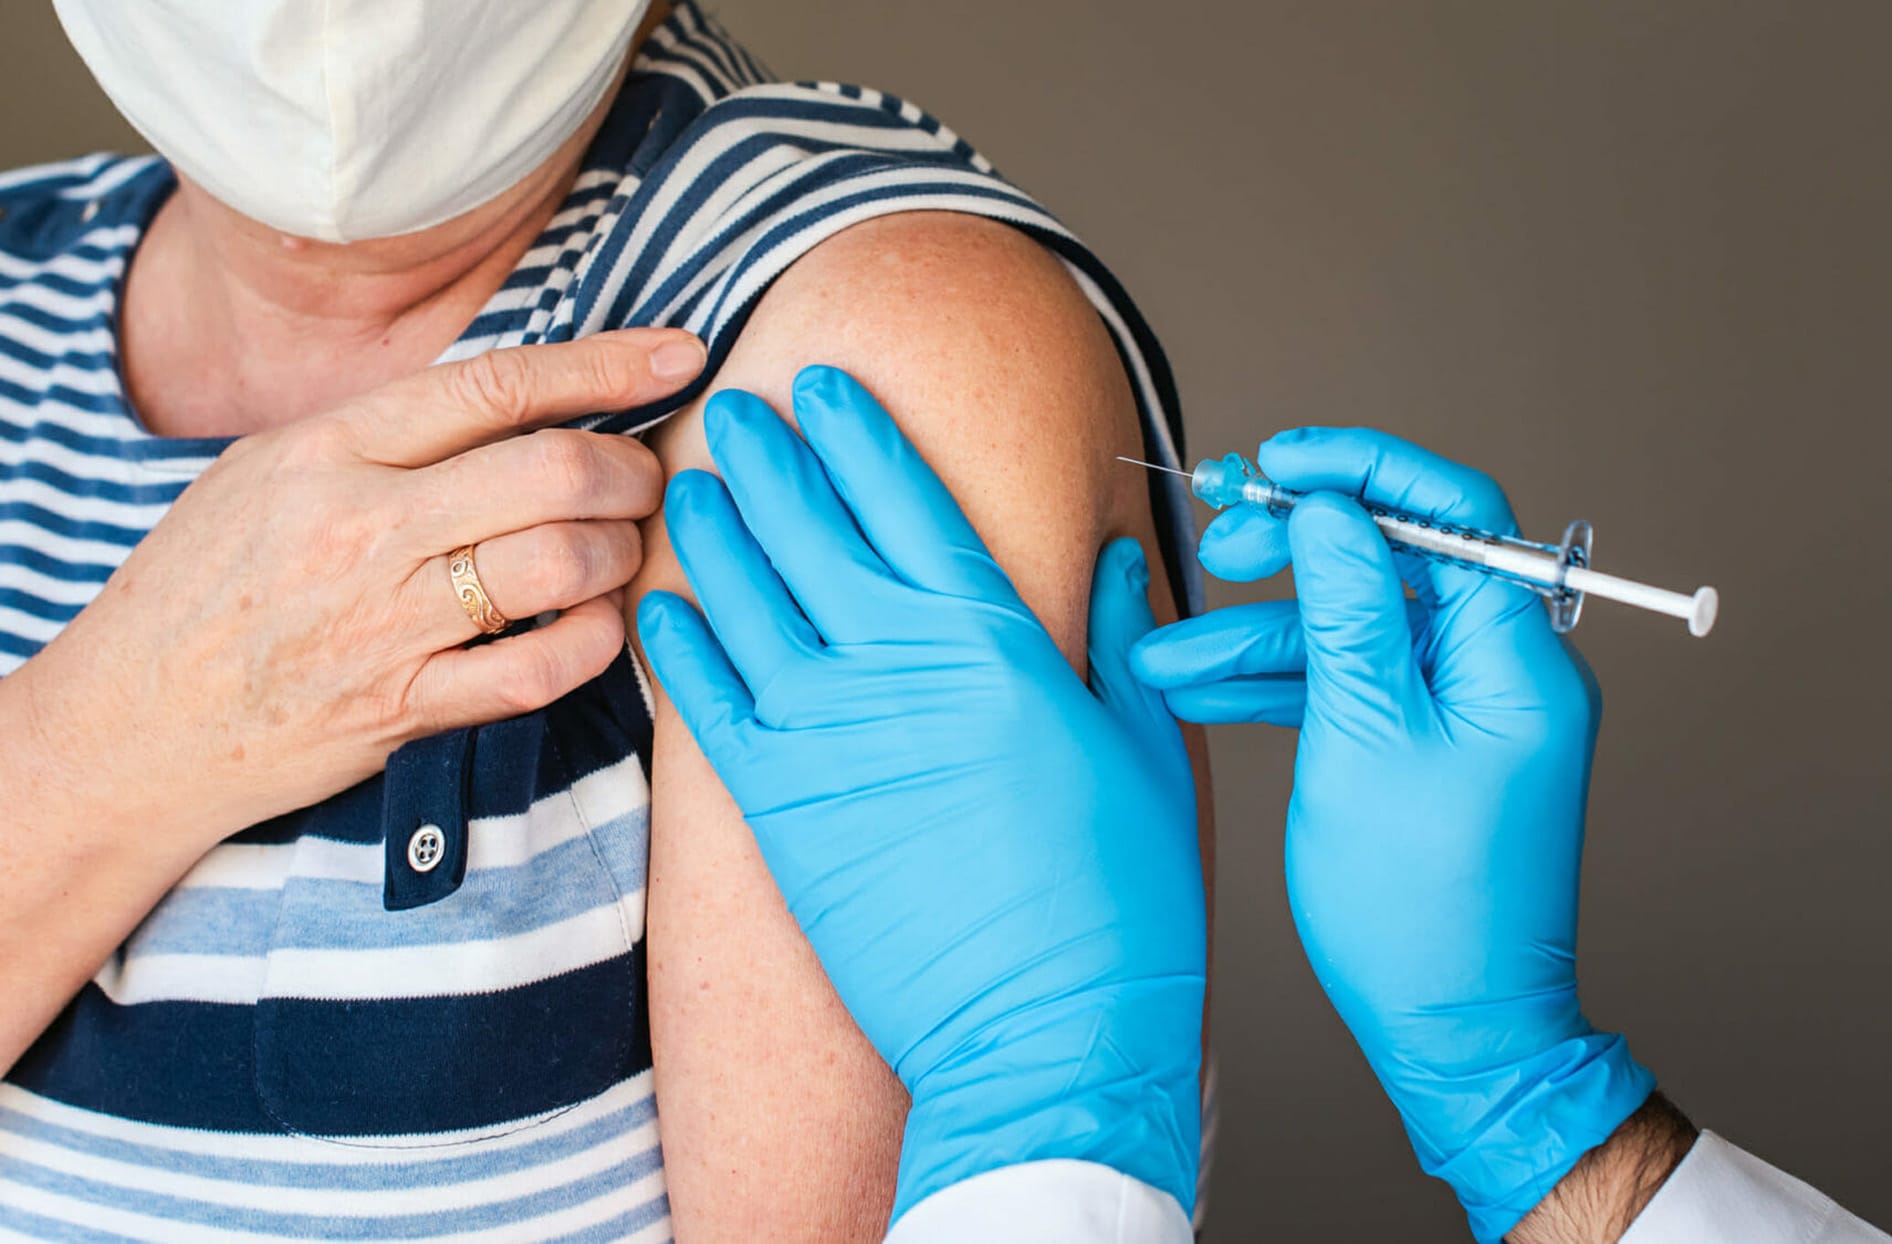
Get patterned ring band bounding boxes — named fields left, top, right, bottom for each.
left=446, top=544, right=510, bottom=635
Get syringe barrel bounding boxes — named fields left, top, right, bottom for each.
left=1221, top=471, right=1573, bottom=593
left=1366, top=511, right=1569, bottom=591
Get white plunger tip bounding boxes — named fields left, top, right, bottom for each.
left=1689, top=587, right=1719, bottom=637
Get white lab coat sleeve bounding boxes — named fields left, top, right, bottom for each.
left=1621, top=1131, right=1889, bottom=1244
left=883, top=1160, right=1193, bottom=1244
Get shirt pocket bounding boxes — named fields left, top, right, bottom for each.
left=252, top=679, right=654, bottom=1147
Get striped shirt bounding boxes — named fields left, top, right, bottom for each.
left=0, top=4, right=1196, bottom=1240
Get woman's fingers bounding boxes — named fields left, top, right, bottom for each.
left=409, top=595, right=629, bottom=733
left=406, top=519, right=645, bottom=646
left=330, top=329, right=707, bottom=469
left=55, top=333, right=696, bottom=840
left=402, top=429, right=666, bottom=552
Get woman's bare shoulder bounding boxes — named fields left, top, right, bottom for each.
left=647, top=209, right=1154, bottom=639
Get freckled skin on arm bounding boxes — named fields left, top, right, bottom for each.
left=627, top=212, right=1215, bottom=1240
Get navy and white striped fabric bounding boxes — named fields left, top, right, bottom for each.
left=0, top=4, right=1195, bottom=1239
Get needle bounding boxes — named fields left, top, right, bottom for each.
left=1116, top=456, right=1193, bottom=479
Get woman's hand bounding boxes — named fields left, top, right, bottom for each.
left=0, top=327, right=704, bottom=1070
left=16, top=327, right=702, bottom=837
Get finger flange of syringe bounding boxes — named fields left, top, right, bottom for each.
left=1123, top=453, right=1718, bottom=637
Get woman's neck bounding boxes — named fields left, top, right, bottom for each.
left=117, top=24, right=655, bottom=440
left=120, top=169, right=567, bottom=440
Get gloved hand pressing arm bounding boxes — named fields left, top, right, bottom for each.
left=636, top=366, right=1206, bottom=1225
left=1132, top=427, right=1655, bottom=1243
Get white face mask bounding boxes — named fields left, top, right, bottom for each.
left=54, top=0, right=652, bottom=243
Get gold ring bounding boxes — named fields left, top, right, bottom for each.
left=447, top=544, right=509, bottom=635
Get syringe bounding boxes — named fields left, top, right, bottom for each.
left=1122, top=453, right=1717, bottom=637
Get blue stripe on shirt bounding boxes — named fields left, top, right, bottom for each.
left=12, top=950, right=650, bottom=1135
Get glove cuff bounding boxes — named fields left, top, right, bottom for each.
left=1424, top=1032, right=1656, bottom=1243
left=890, top=976, right=1205, bottom=1225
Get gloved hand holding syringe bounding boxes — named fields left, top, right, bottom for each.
left=1122, top=447, right=1718, bottom=636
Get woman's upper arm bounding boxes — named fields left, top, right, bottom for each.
left=627, top=211, right=1208, bottom=1240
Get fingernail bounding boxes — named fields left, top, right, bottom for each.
left=650, top=336, right=707, bottom=381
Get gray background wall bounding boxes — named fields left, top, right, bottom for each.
left=5, top=2, right=1886, bottom=1237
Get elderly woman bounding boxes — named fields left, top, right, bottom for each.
left=0, top=1, right=1210, bottom=1238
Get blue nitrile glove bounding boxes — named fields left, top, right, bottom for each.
left=1131, top=428, right=1654, bottom=1243
left=636, top=366, right=1205, bottom=1223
